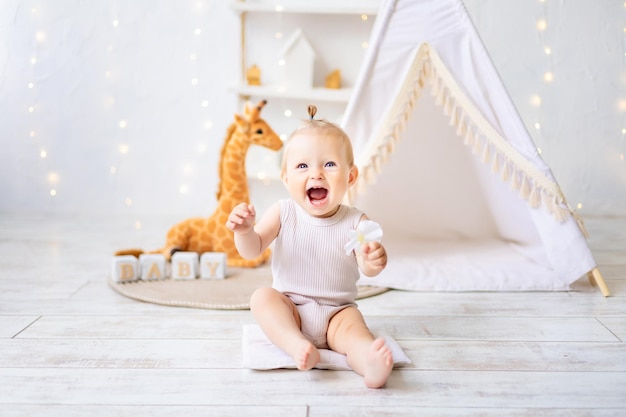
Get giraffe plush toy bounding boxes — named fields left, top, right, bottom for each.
left=116, top=100, right=282, bottom=267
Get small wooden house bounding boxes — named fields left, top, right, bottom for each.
left=280, top=29, right=316, bottom=90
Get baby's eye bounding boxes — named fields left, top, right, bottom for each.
left=325, top=161, right=337, bottom=167
left=296, top=163, right=308, bottom=169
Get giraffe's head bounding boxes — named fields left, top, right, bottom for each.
left=233, top=100, right=283, bottom=152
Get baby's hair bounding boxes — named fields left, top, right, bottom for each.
left=281, top=105, right=355, bottom=173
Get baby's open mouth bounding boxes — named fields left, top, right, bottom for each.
left=307, top=187, right=328, bottom=204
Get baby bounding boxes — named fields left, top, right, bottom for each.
left=226, top=105, right=393, bottom=388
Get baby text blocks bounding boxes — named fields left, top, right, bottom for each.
left=200, top=252, right=227, bottom=279
left=171, top=252, right=199, bottom=280
left=111, top=251, right=228, bottom=282
left=139, top=254, right=167, bottom=280
left=111, top=255, right=139, bottom=283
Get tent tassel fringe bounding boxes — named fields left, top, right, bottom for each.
left=352, top=42, right=575, bottom=225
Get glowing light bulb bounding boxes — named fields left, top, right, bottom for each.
left=28, top=106, right=35, bottom=113
left=110, top=166, right=117, bottom=174
left=280, top=134, right=288, bottom=141
left=179, top=184, right=189, bottom=194
left=530, top=94, right=542, bottom=107
left=576, top=203, right=583, bottom=210
left=275, top=4, right=284, bottom=12
left=194, top=28, right=202, bottom=35
left=119, top=120, right=127, bottom=128
left=125, top=197, right=132, bottom=206
left=50, top=189, right=57, bottom=196
left=537, top=147, right=542, bottom=154
left=30, top=131, right=36, bottom=137
left=361, top=14, right=368, bottom=21
left=544, top=47, right=551, bottom=55
left=204, top=120, right=213, bottom=129
left=47, top=172, right=59, bottom=185
left=28, top=82, right=34, bottom=89
left=201, top=100, right=209, bottom=107
left=134, top=221, right=142, bottom=230
left=190, top=53, right=198, bottom=61
left=284, top=109, right=292, bottom=117
left=191, top=78, right=199, bottom=86
left=362, top=41, right=369, bottom=48
left=119, top=144, right=129, bottom=154
left=534, top=122, right=541, bottom=130
left=278, top=59, right=285, bottom=66
left=35, top=31, right=46, bottom=42
left=112, top=19, right=119, bottom=27
left=197, top=143, right=208, bottom=153
left=30, top=57, right=37, bottom=64
left=536, top=19, right=547, bottom=31
left=543, top=72, right=554, bottom=83
left=40, top=150, right=47, bottom=158
left=618, top=99, right=626, bottom=112
left=275, top=32, right=283, bottom=39
left=622, top=128, right=626, bottom=135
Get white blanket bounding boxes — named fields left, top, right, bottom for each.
left=242, top=324, right=411, bottom=371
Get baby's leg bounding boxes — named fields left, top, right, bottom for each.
left=327, top=306, right=393, bottom=388
left=250, top=287, right=320, bottom=371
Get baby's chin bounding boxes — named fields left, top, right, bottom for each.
left=300, top=200, right=341, bottom=218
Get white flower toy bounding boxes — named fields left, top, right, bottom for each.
left=344, top=220, right=383, bottom=256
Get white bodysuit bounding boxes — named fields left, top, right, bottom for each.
left=272, top=199, right=364, bottom=348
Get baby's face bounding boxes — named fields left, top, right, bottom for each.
left=282, top=132, right=357, bottom=218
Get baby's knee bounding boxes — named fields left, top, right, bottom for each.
left=250, top=287, right=280, bottom=311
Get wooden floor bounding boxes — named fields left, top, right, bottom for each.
left=0, top=212, right=624, bottom=416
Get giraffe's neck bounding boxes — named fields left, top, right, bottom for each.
left=217, top=132, right=250, bottom=211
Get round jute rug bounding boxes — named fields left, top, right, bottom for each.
left=109, top=263, right=388, bottom=310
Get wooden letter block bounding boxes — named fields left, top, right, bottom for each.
left=200, top=252, right=227, bottom=279
left=139, top=254, right=166, bottom=280
left=111, top=255, right=138, bottom=283
left=171, top=252, right=198, bottom=280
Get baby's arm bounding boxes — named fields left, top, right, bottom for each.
left=226, top=201, right=281, bottom=259
left=355, top=215, right=387, bottom=277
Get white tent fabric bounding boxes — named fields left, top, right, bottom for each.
left=343, top=0, right=597, bottom=291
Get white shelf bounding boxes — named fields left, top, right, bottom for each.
left=232, top=84, right=353, bottom=103
left=229, top=1, right=379, bottom=15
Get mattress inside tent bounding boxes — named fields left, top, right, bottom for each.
left=355, top=89, right=571, bottom=292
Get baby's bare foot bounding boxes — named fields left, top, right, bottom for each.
left=293, top=339, right=320, bottom=371
left=364, top=338, right=393, bottom=388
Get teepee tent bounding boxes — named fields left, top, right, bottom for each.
left=343, top=0, right=609, bottom=294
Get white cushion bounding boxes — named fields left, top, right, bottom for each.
left=242, top=324, right=411, bottom=371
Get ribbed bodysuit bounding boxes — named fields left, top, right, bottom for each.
left=272, top=198, right=364, bottom=348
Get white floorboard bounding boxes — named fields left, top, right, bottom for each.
left=0, top=212, right=624, bottom=416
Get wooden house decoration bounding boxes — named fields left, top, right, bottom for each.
left=279, top=29, right=316, bottom=90
left=246, top=64, right=261, bottom=86
left=325, top=69, right=342, bottom=89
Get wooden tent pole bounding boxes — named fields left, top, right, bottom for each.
left=588, top=268, right=610, bottom=297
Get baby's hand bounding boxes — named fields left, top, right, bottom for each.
left=361, top=241, right=387, bottom=274
left=226, top=203, right=256, bottom=234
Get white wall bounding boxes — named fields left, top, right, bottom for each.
left=1, top=0, right=624, bottom=217
left=0, top=0, right=240, bottom=216
left=464, top=0, right=626, bottom=216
